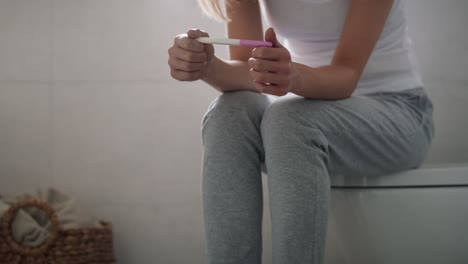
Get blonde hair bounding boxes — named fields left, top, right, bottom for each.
left=196, top=0, right=232, bottom=22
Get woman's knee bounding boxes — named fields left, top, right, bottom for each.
left=209, top=90, right=269, bottom=112
left=260, top=98, right=329, bottom=152
left=261, top=98, right=306, bottom=137
left=201, top=91, right=271, bottom=141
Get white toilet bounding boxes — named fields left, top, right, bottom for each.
left=324, top=165, right=468, bottom=264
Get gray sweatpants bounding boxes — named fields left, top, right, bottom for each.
left=200, top=88, right=434, bottom=264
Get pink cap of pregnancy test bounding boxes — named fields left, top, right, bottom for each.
left=239, top=39, right=273, bottom=47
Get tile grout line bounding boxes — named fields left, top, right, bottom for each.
left=49, top=0, right=55, bottom=186
left=0, top=80, right=170, bottom=84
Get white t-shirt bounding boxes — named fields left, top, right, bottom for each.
left=259, top=0, right=424, bottom=95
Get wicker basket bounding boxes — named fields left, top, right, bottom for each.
left=0, top=199, right=115, bottom=264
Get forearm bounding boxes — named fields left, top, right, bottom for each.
left=201, top=55, right=361, bottom=98
left=202, top=56, right=256, bottom=93
left=290, top=63, right=360, bottom=100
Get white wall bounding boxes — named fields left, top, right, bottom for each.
left=405, top=0, right=468, bottom=164
left=0, top=0, right=466, bottom=263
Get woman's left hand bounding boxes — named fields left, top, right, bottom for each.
left=248, top=28, right=297, bottom=96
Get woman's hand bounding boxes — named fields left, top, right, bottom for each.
left=168, top=29, right=215, bottom=81
left=248, top=28, right=297, bottom=96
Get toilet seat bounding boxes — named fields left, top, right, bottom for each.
left=330, top=164, right=468, bottom=188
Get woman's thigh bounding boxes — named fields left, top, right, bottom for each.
left=264, top=88, right=434, bottom=178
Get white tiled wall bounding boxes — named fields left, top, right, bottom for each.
left=0, top=0, right=52, bottom=81
left=0, top=82, right=51, bottom=190
left=0, top=0, right=466, bottom=263
left=404, top=0, right=468, bottom=164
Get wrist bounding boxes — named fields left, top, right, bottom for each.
left=201, top=56, right=219, bottom=83
left=289, top=62, right=307, bottom=95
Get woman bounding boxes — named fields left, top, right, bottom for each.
left=168, top=0, right=434, bottom=263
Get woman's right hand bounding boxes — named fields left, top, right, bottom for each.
left=168, top=29, right=215, bottom=81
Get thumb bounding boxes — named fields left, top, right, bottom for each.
left=187, top=28, right=209, bottom=39
left=264, top=27, right=283, bottom=48
left=187, top=28, right=214, bottom=58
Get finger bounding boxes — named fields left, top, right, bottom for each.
left=170, top=69, right=201, bottom=81
left=250, top=69, right=289, bottom=86
left=251, top=47, right=291, bottom=61
left=175, top=34, right=205, bottom=53
left=248, top=58, right=290, bottom=73
left=187, top=29, right=215, bottom=58
left=254, top=82, right=289, bottom=96
left=251, top=47, right=281, bottom=60
left=204, top=40, right=215, bottom=58
left=168, top=46, right=207, bottom=63
left=168, top=56, right=206, bottom=72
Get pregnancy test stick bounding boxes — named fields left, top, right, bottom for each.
left=196, top=37, right=273, bottom=47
